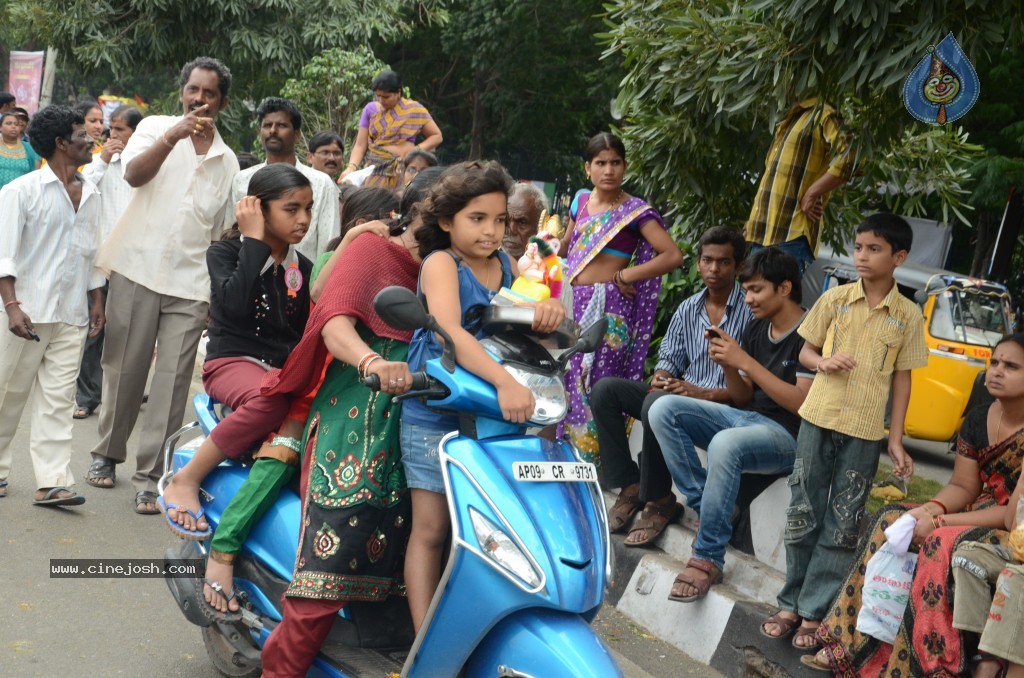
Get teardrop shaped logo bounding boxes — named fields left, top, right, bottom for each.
left=903, top=32, right=980, bottom=125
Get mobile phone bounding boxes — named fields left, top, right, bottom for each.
left=27, top=329, right=40, bottom=342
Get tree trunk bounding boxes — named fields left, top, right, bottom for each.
left=468, top=70, right=486, bottom=160
left=970, top=212, right=998, bottom=277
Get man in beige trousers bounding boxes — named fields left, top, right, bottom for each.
left=88, top=57, right=239, bottom=514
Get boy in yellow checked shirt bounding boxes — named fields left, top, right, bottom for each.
left=760, top=213, right=928, bottom=650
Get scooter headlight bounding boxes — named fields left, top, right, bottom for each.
left=502, top=365, right=567, bottom=426
left=469, top=507, right=542, bottom=589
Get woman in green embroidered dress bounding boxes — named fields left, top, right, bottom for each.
left=258, top=171, right=437, bottom=675
left=0, top=112, right=41, bottom=189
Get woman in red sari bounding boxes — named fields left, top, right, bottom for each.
left=807, top=334, right=1024, bottom=675
left=340, top=69, right=443, bottom=191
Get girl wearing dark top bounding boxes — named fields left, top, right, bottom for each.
left=159, top=164, right=313, bottom=553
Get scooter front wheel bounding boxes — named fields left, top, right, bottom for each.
left=202, top=623, right=261, bottom=678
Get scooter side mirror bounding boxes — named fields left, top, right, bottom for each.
left=575, top=317, right=608, bottom=354
left=373, top=287, right=430, bottom=331
left=372, top=286, right=457, bottom=373
left=555, top=317, right=608, bottom=371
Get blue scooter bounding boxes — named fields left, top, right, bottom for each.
left=162, top=286, right=620, bottom=677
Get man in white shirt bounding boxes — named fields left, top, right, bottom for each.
left=74, top=104, right=142, bottom=420
left=232, top=97, right=340, bottom=260
left=89, top=57, right=239, bottom=514
left=0, top=105, right=104, bottom=506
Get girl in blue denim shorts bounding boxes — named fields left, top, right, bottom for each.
left=399, top=160, right=565, bottom=633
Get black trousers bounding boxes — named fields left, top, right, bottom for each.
left=591, top=377, right=673, bottom=501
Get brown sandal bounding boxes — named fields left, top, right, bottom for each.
left=607, top=490, right=643, bottom=534
left=800, top=649, right=831, bottom=672
left=792, top=622, right=821, bottom=649
left=624, top=500, right=682, bottom=547
left=668, top=558, right=722, bottom=602
left=759, top=611, right=801, bottom=639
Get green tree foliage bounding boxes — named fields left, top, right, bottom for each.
left=602, top=0, right=1024, bottom=245
left=5, top=0, right=447, bottom=145
left=378, top=0, right=620, bottom=181
left=604, top=0, right=1024, bottom=343
left=281, top=47, right=389, bottom=153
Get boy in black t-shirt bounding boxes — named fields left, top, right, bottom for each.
left=646, top=248, right=814, bottom=602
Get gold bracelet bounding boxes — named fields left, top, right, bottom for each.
left=160, top=134, right=175, bottom=149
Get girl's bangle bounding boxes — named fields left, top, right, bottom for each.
left=346, top=162, right=357, bottom=169
left=614, top=270, right=626, bottom=286
left=926, top=499, right=948, bottom=515
left=3, top=299, right=21, bottom=309
left=931, top=515, right=948, bottom=529
left=269, top=436, right=302, bottom=453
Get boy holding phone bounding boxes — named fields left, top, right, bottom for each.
left=648, top=248, right=813, bottom=601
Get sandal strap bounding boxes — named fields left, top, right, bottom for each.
left=685, top=558, right=720, bottom=576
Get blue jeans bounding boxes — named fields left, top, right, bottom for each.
left=750, top=236, right=814, bottom=274
left=646, top=395, right=797, bottom=570
left=775, top=420, right=882, bottom=620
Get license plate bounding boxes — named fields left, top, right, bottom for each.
left=512, top=461, right=597, bottom=483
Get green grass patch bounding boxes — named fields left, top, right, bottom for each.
left=865, top=464, right=946, bottom=514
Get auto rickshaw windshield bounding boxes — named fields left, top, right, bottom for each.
left=930, top=289, right=1011, bottom=347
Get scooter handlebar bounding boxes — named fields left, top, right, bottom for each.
left=362, top=371, right=431, bottom=391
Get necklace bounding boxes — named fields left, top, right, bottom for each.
left=450, top=245, right=494, bottom=289
left=996, top=403, right=1023, bottom=441
left=0, top=141, right=25, bottom=159
left=590, top=189, right=624, bottom=214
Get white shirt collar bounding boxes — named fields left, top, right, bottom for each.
left=239, top=235, right=300, bottom=275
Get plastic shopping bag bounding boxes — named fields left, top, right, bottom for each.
left=856, top=540, right=918, bottom=644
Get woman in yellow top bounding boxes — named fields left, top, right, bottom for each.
left=339, top=70, right=442, bottom=191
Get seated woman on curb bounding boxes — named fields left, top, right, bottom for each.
left=949, top=477, right=1024, bottom=678
left=807, top=333, right=1024, bottom=674
left=159, top=164, right=313, bottom=539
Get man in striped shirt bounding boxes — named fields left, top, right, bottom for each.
left=0, top=105, right=104, bottom=506
left=596, top=226, right=753, bottom=545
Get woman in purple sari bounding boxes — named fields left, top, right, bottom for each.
left=557, top=133, right=684, bottom=464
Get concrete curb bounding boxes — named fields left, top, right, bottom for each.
left=605, top=491, right=812, bottom=678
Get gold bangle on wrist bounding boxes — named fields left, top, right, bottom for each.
left=161, top=134, right=175, bottom=149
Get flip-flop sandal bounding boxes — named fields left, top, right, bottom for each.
left=195, top=578, right=243, bottom=622
left=607, top=491, right=643, bottom=534
left=759, top=611, right=801, bottom=640
left=73, top=406, right=94, bottom=419
left=32, top=486, right=86, bottom=506
left=792, top=623, right=822, bottom=650
left=667, top=558, right=722, bottom=603
left=624, top=500, right=683, bottom=547
left=85, top=458, right=116, bottom=488
left=157, top=495, right=212, bottom=540
left=135, top=490, right=161, bottom=515
left=800, top=649, right=831, bottom=672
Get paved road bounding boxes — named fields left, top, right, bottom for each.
left=0, top=365, right=717, bottom=678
